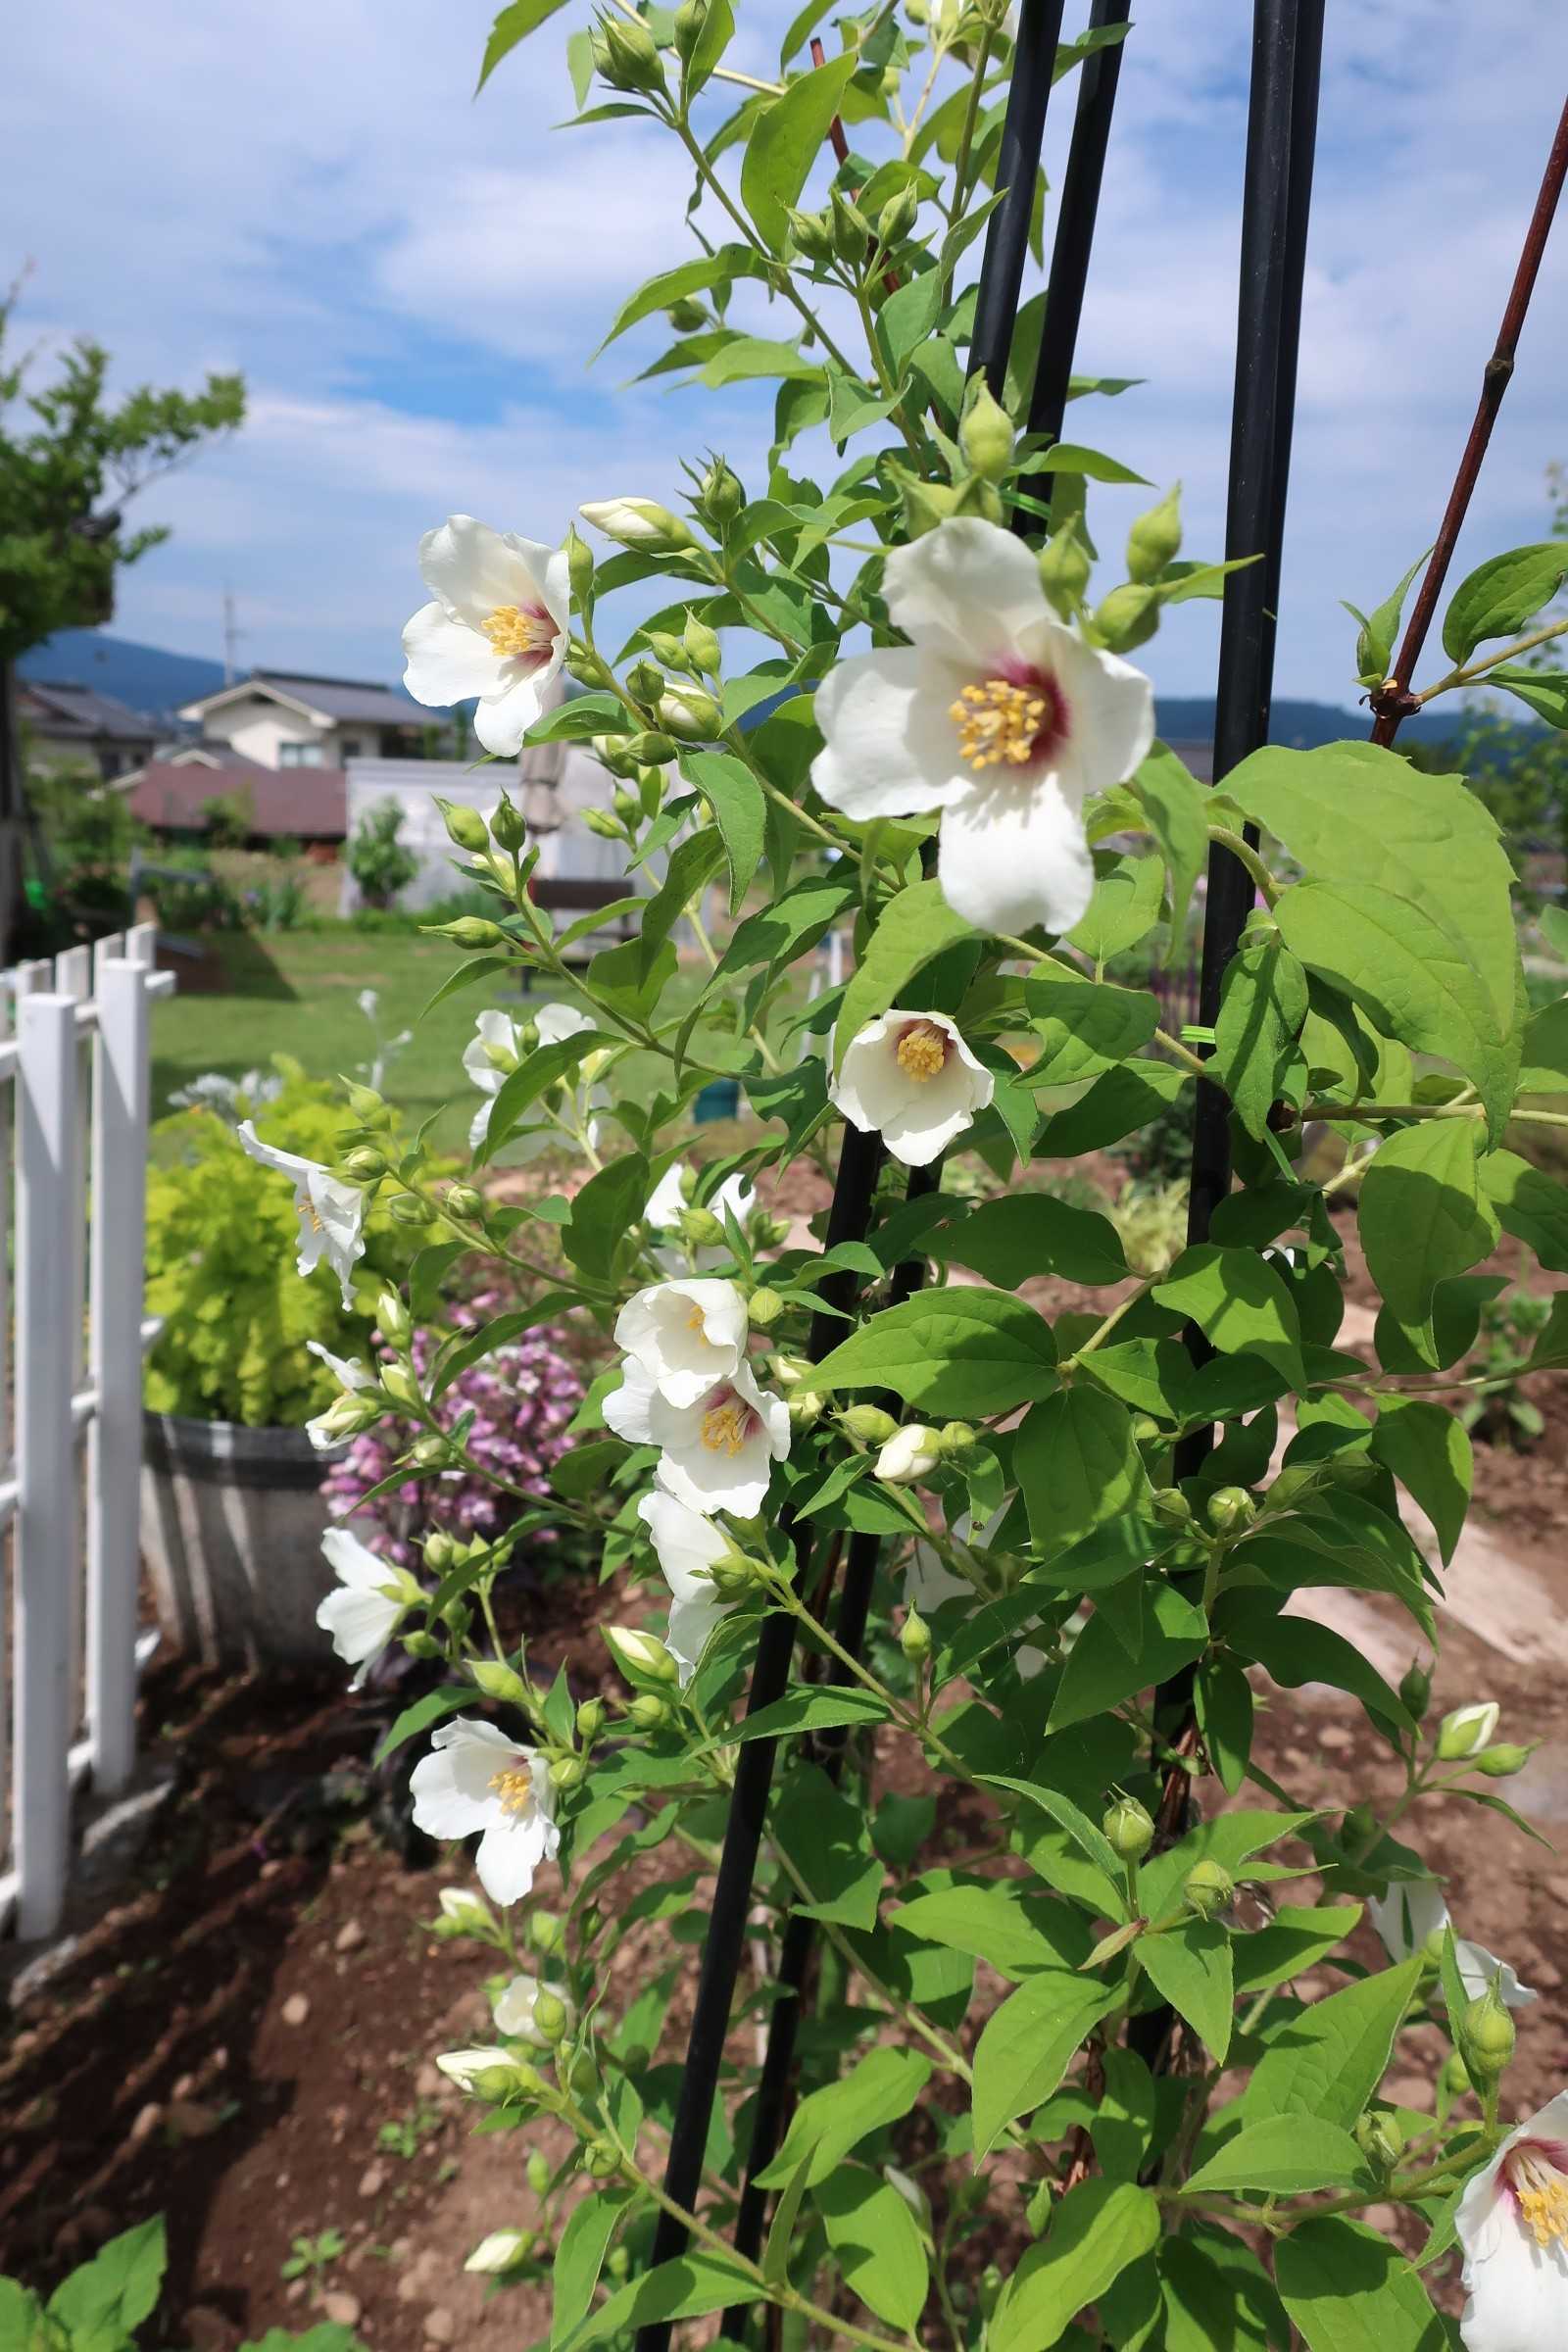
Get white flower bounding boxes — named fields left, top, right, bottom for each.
left=1440, top=1701, right=1502, bottom=1760
left=403, top=515, right=569, bottom=758
left=831, top=1009, right=994, bottom=1167
left=615, top=1277, right=750, bottom=1408
left=605, top=1358, right=789, bottom=1516
left=410, top=1719, right=561, bottom=1906
left=435, top=2046, right=519, bottom=2094
left=636, top=1490, right=737, bottom=1682
left=359, top=988, right=379, bottom=1020
left=876, top=1424, right=942, bottom=1485
left=812, top=517, right=1154, bottom=936
left=492, top=1971, right=570, bottom=2044
left=434, top=1886, right=498, bottom=1941
left=237, top=1121, right=366, bottom=1309
left=646, top=1162, right=758, bottom=1272
left=1457, top=2090, right=1568, bottom=2352
left=305, top=1340, right=376, bottom=1451
left=465, top=2230, right=531, bottom=2276
left=463, top=1003, right=604, bottom=1153
left=316, top=1527, right=415, bottom=1685
left=1369, top=1881, right=1537, bottom=2008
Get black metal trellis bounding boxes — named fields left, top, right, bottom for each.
left=637, top=0, right=1329, bottom=2322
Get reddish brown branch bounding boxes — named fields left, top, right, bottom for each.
left=1369, top=93, right=1568, bottom=745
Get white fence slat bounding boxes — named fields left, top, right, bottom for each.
left=86, top=962, right=151, bottom=1794
left=15, top=997, right=80, bottom=1939
left=92, top=934, right=125, bottom=986
left=125, top=922, right=158, bottom=970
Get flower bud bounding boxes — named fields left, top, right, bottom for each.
left=436, top=2048, right=539, bottom=2102
left=576, top=1697, right=607, bottom=1742
left=959, top=381, right=1014, bottom=484
left=672, top=0, right=708, bottom=63
left=375, top=1287, right=412, bottom=1346
left=658, top=685, right=722, bottom=741
left=677, top=1211, right=727, bottom=1256
left=591, top=731, right=639, bottom=779
left=838, top=1403, right=901, bottom=1446
left=788, top=1390, right=824, bottom=1428
left=1341, top=1802, right=1378, bottom=1849
left=682, top=612, right=721, bottom=677
left=1102, top=1795, right=1154, bottom=1864
left=491, top=794, right=526, bottom=853
left=747, top=1287, right=784, bottom=1329
left=1437, top=1702, right=1500, bottom=1762
left=643, top=629, right=692, bottom=673
left=432, top=916, right=507, bottom=950
left=1472, top=1742, right=1535, bottom=1780
left=1151, top=1486, right=1191, bottom=1527
left=423, top=1530, right=458, bottom=1574
left=466, top=2229, right=533, bottom=2276
left=314, top=1390, right=383, bottom=1441
left=470, top=1659, right=530, bottom=1709
left=626, top=658, right=665, bottom=707
left=1125, top=483, right=1183, bottom=583
left=612, top=786, right=642, bottom=828
left=582, top=807, right=627, bottom=842
left=771, top=1353, right=814, bottom=1390
left=706, top=1552, right=760, bottom=1602
left=1442, top=2049, right=1473, bottom=2100
left=525, top=2150, right=552, bottom=2195
left=1183, top=1858, right=1235, bottom=1919
left=564, top=640, right=609, bottom=686
left=1459, top=1984, right=1516, bottom=2088
left=877, top=1425, right=942, bottom=1485
left=1353, top=2109, right=1404, bottom=2175
left=627, top=1691, right=671, bottom=1732
left=564, top=522, right=594, bottom=604
left=936, top=1421, right=978, bottom=1460
left=978, top=2267, right=1003, bottom=2322
left=529, top=1908, right=565, bottom=1955
left=445, top=1184, right=486, bottom=1225
left=900, top=1607, right=932, bottom=1664
left=596, top=12, right=665, bottom=94
left=579, top=498, right=696, bottom=553
left=1094, top=582, right=1161, bottom=653
left=1205, top=1486, right=1257, bottom=1536
left=584, top=2138, right=621, bottom=2180
left=786, top=207, right=836, bottom=264
left=380, top=1363, right=422, bottom=1409
left=1039, top=518, right=1091, bottom=617
left=697, top=457, right=746, bottom=528
left=343, top=1079, right=391, bottom=1127
left=341, top=1145, right=389, bottom=1182
left=1398, top=1656, right=1433, bottom=1721
left=410, top=1434, right=453, bottom=1469
left=437, top=798, right=491, bottom=854
left=830, top=187, right=872, bottom=261
left=549, top=1754, right=588, bottom=1789
left=877, top=183, right=920, bottom=247
left=606, top=2245, right=630, bottom=2280
left=898, top=472, right=962, bottom=539
left=531, top=1988, right=570, bottom=2044
left=433, top=1886, right=499, bottom=1943
left=625, top=729, right=678, bottom=766
left=604, top=1625, right=681, bottom=1686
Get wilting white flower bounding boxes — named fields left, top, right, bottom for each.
left=812, top=517, right=1154, bottom=936
left=876, top=1424, right=942, bottom=1485
left=637, top=1490, right=738, bottom=1682
left=615, top=1277, right=750, bottom=1409
left=410, top=1719, right=561, bottom=1906
left=403, top=515, right=569, bottom=757
left=435, top=2046, right=522, bottom=2094
left=316, top=1527, right=416, bottom=1685
left=492, top=1971, right=573, bottom=2044
left=463, top=1003, right=603, bottom=1153
left=1457, top=2090, right=1568, bottom=2352
left=465, top=2230, right=532, bottom=2276
left=645, top=1162, right=758, bottom=1272
left=1369, top=1881, right=1538, bottom=2008
left=304, top=1340, right=376, bottom=1451
left=605, top=1358, right=789, bottom=1516
left=238, top=1121, right=366, bottom=1309
left=831, top=1009, right=994, bottom=1167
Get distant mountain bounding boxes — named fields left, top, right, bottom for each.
left=1156, top=695, right=1476, bottom=753
left=18, top=629, right=226, bottom=728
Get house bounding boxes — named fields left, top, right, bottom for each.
left=175, top=668, right=446, bottom=769
left=18, top=679, right=161, bottom=780
left=125, top=747, right=346, bottom=847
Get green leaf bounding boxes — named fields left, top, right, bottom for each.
left=683, top=0, right=735, bottom=99
left=1518, top=996, right=1568, bottom=1092
left=476, top=0, right=570, bottom=91
left=1211, top=934, right=1309, bottom=1137
left=1185, top=2115, right=1367, bottom=2195
left=1031, top=442, right=1152, bottom=486
left=1021, top=975, right=1159, bottom=1086
left=373, top=1685, right=476, bottom=1766
left=595, top=246, right=764, bottom=353
left=877, top=269, right=946, bottom=376
left=810, top=1288, right=1058, bottom=1417
left=972, top=1972, right=1117, bottom=2156
left=1035, top=1056, right=1191, bottom=1156
left=755, top=2046, right=931, bottom=2189
left=1344, top=545, right=1432, bottom=686
left=1137, top=1922, right=1234, bottom=2064
left=893, top=1883, right=1085, bottom=1982
left=1233, top=1904, right=1363, bottom=1995
left=1441, top=541, right=1568, bottom=662
left=1479, top=1147, right=1568, bottom=1272
left=1357, top=1117, right=1498, bottom=1324
left=1067, top=850, right=1166, bottom=961
left=927, top=1194, right=1127, bottom=1287
left=741, top=51, right=860, bottom=252
left=698, top=335, right=825, bottom=386
left=1370, top=1398, right=1472, bottom=1564
left=773, top=1764, right=886, bottom=1931
left=1225, top=1602, right=1414, bottom=1739
left=1016, top=1387, right=1150, bottom=1555
left=1133, top=743, right=1210, bottom=945
left=1136, top=1810, right=1320, bottom=1919
left=817, top=2167, right=930, bottom=2332
left=1153, top=1244, right=1307, bottom=1392
left=680, top=751, right=765, bottom=913
left=563, top=1153, right=650, bottom=1281
left=983, top=1777, right=1128, bottom=1914
left=570, top=2252, right=760, bottom=2347
left=477, top=1030, right=614, bottom=1164
left=834, top=881, right=974, bottom=1070
left=761, top=2154, right=812, bottom=2286
left=1244, top=1957, right=1424, bottom=2128
left=1275, top=2217, right=1446, bottom=2352
left=551, top=2191, right=629, bottom=2348
left=1489, top=662, right=1568, bottom=728
left=990, top=2180, right=1160, bottom=2352
left=46, top=2216, right=167, bottom=2341
left=1048, top=1583, right=1209, bottom=1734
left=732, top=1686, right=890, bottom=1744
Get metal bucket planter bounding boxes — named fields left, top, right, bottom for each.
left=140, top=1412, right=344, bottom=1668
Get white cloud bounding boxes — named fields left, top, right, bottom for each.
left=5, top=0, right=1565, bottom=710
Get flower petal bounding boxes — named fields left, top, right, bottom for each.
left=402, top=601, right=506, bottom=708
left=1036, top=624, right=1155, bottom=803
left=474, top=668, right=554, bottom=758
left=938, top=772, right=1095, bottom=937
left=882, top=517, right=1051, bottom=662
left=474, top=1814, right=549, bottom=1907
left=880, top=1054, right=986, bottom=1165
left=812, top=649, right=974, bottom=821
left=418, top=516, right=556, bottom=630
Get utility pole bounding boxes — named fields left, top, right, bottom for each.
left=222, top=586, right=243, bottom=685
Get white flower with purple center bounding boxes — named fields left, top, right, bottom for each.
left=830, top=1008, right=994, bottom=1167
left=1457, top=2090, right=1568, bottom=2351
left=402, top=515, right=568, bottom=757
left=636, top=1489, right=738, bottom=1682
left=1368, top=1878, right=1537, bottom=2009
left=614, top=1277, right=749, bottom=1409
left=605, top=1358, right=789, bottom=1517
left=410, top=1718, right=561, bottom=1906
left=237, top=1122, right=366, bottom=1309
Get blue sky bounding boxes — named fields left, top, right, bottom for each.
left=6, top=1, right=1565, bottom=710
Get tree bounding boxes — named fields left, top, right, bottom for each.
left=0, top=287, right=244, bottom=953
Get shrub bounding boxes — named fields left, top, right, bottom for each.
left=346, top=799, right=417, bottom=908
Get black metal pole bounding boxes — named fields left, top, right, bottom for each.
left=1025, top=0, right=1133, bottom=451
left=970, top=0, right=1069, bottom=392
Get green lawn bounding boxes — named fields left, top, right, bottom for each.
left=150, top=928, right=566, bottom=1151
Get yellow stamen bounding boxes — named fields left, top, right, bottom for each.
left=488, top=1767, right=536, bottom=1817
left=296, top=1189, right=324, bottom=1234
left=895, top=1021, right=949, bottom=1083
left=701, top=1400, right=750, bottom=1455
left=1510, top=2149, right=1568, bottom=2248
left=687, top=1304, right=708, bottom=1333
left=949, top=677, right=1049, bottom=770
left=482, top=604, right=556, bottom=660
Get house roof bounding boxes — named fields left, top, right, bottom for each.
left=19, top=679, right=160, bottom=742
left=127, top=760, right=347, bottom=840
left=178, top=667, right=435, bottom=728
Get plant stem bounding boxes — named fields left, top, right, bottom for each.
left=1208, top=824, right=1280, bottom=907
left=1414, top=612, right=1568, bottom=704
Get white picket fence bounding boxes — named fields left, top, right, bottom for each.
left=1, top=922, right=173, bottom=1941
